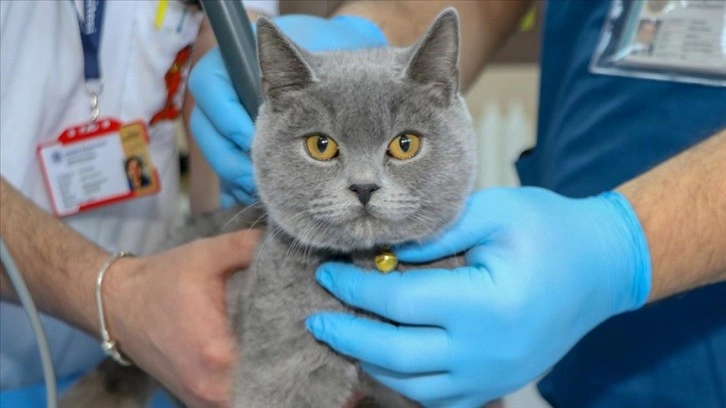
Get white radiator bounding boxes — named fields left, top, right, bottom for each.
left=465, top=65, right=539, bottom=189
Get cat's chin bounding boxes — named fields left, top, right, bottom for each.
left=297, top=220, right=430, bottom=253
left=312, top=238, right=405, bottom=254
left=299, top=233, right=404, bottom=253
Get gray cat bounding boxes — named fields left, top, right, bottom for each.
left=234, top=9, right=475, bottom=408
left=61, top=8, right=489, bottom=408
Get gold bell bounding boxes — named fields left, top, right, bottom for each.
left=374, top=249, right=398, bottom=273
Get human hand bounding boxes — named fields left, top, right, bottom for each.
left=188, top=15, right=387, bottom=207
left=306, top=188, right=651, bottom=407
left=104, top=228, right=263, bottom=408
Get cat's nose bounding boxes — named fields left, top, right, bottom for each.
left=349, top=184, right=380, bottom=206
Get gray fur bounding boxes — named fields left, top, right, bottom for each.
left=61, top=8, right=487, bottom=408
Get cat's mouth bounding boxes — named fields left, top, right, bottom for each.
left=350, top=204, right=416, bottom=232
left=283, top=198, right=434, bottom=251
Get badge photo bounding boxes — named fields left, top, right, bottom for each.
left=591, top=0, right=726, bottom=87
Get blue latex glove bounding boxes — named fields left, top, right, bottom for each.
left=188, top=15, right=387, bottom=206
left=306, top=187, right=652, bottom=407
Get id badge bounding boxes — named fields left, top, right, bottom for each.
left=37, top=118, right=160, bottom=217
left=591, top=0, right=726, bottom=87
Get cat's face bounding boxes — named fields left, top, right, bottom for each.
left=252, top=10, right=476, bottom=251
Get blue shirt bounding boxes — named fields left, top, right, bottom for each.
left=516, top=1, right=726, bottom=406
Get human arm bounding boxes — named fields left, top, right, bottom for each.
left=0, top=177, right=262, bottom=407
left=184, top=16, right=222, bottom=216
left=619, top=129, right=726, bottom=300
left=303, top=129, right=726, bottom=406
left=0, top=177, right=111, bottom=331
left=333, top=0, right=533, bottom=89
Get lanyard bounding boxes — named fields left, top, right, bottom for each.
left=74, top=0, right=106, bottom=120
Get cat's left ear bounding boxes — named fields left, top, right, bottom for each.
left=403, top=8, right=461, bottom=100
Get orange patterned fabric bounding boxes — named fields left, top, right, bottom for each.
left=150, top=45, right=192, bottom=125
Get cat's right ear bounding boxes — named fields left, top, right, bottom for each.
left=256, top=18, right=316, bottom=104
left=403, top=8, right=460, bottom=103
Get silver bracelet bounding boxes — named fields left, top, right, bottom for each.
left=95, top=251, right=135, bottom=366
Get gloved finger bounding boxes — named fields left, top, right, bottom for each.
left=221, top=181, right=258, bottom=208
left=220, top=188, right=236, bottom=209
left=424, top=397, right=492, bottom=408
left=188, top=48, right=256, bottom=152
left=359, top=363, right=456, bottom=406
left=393, top=191, right=499, bottom=263
left=272, top=15, right=387, bottom=52
left=231, top=190, right=257, bottom=207
left=316, top=262, right=473, bottom=325
left=190, top=107, right=256, bottom=188
left=305, top=312, right=450, bottom=374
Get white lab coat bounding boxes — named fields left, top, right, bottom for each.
left=0, top=0, right=277, bottom=389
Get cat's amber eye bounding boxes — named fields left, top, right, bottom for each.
left=305, top=134, right=339, bottom=161
left=387, top=133, right=421, bottom=160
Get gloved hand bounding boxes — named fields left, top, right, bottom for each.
left=306, top=187, right=652, bottom=407
left=188, top=15, right=387, bottom=206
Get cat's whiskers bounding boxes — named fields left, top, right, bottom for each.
left=408, top=212, right=440, bottom=240
left=251, top=226, right=282, bottom=277
left=408, top=211, right=464, bottom=267
left=230, top=211, right=268, bottom=235
left=274, top=209, right=323, bottom=269
left=291, top=217, right=330, bottom=267
left=308, top=203, right=351, bottom=221
left=220, top=201, right=264, bottom=232
left=248, top=213, right=269, bottom=231
left=253, top=210, right=310, bottom=270
left=282, top=230, right=306, bottom=270
left=298, top=221, right=321, bottom=266
left=256, top=220, right=314, bottom=278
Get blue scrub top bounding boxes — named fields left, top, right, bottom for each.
left=516, top=1, right=726, bottom=406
